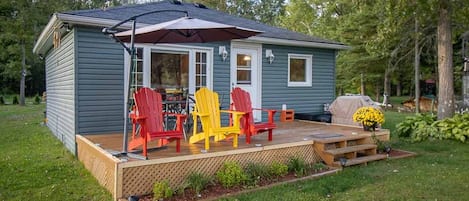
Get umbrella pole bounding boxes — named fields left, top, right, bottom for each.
left=103, top=10, right=189, bottom=160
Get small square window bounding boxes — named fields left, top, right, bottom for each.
left=288, top=54, right=312, bottom=87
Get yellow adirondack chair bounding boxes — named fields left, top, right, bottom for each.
left=189, top=87, right=244, bottom=150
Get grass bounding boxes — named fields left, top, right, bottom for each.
left=2, top=99, right=468, bottom=201
left=0, top=103, right=112, bottom=201
left=220, top=111, right=469, bottom=201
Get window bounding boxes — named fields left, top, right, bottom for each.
left=236, top=54, right=252, bottom=85
left=195, top=52, right=208, bottom=91
left=288, top=54, right=312, bottom=87
left=125, top=45, right=212, bottom=101
left=130, top=48, right=144, bottom=97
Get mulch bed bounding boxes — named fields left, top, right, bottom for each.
left=136, top=168, right=339, bottom=201
left=387, top=149, right=417, bottom=159
left=133, top=149, right=416, bottom=201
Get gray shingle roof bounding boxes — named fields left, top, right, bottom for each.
left=63, top=0, right=343, bottom=45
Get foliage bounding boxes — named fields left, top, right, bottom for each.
left=216, top=161, right=248, bottom=188
left=395, top=113, right=437, bottom=142
left=33, top=94, right=41, bottom=104
left=312, top=162, right=327, bottom=172
left=153, top=180, right=173, bottom=200
left=0, top=103, right=112, bottom=200
left=12, top=95, right=19, bottom=104
left=352, top=106, right=385, bottom=126
left=287, top=157, right=308, bottom=177
left=186, top=172, right=212, bottom=195
left=396, top=113, right=469, bottom=143
left=228, top=140, right=469, bottom=201
left=245, top=162, right=271, bottom=186
left=269, top=161, right=288, bottom=177
left=432, top=113, right=469, bottom=142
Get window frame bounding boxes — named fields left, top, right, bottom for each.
left=287, top=53, right=313, bottom=87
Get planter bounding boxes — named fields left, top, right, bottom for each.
left=362, top=122, right=377, bottom=131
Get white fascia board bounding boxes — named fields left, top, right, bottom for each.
left=33, top=13, right=150, bottom=55
left=33, top=14, right=59, bottom=54
left=237, top=36, right=350, bottom=50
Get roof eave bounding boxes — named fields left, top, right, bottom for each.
left=33, top=13, right=150, bottom=55
left=33, top=13, right=349, bottom=55
left=241, top=36, right=350, bottom=50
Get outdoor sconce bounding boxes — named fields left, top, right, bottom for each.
left=266, top=49, right=275, bottom=64
left=339, top=157, right=347, bottom=168
left=219, top=46, right=228, bottom=61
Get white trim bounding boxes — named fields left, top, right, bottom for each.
left=123, top=44, right=214, bottom=96
left=236, top=36, right=349, bottom=50
left=230, top=42, right=263, bottom=121
left=33, top=14, right=59, bottom=54
left=288, top=53, right=313, bottom=87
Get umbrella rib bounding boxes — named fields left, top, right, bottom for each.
left=221, top=29, right=250, bottom=38
left=155, top=31, right=174, bottom=43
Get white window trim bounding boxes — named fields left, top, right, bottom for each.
left=123, top=44, right=214, bottom=97
left=288, top=53, right=313, bottom=87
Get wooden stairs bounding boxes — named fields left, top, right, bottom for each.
left=312, top=134, right=386, bottom=167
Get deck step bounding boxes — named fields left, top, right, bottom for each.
left=312, top=134, right=367, bottom=144
left=333, top=154, right=387, bottom=167
left=324, top=144, right=377, bottom=156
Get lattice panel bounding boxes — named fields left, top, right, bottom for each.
left=120, top=144, right=321, bottom=197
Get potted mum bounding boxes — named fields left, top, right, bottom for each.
left=352, top=106, right=385, bottom=131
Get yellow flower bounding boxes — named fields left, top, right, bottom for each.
left=352, top=106, right=385, bottom=126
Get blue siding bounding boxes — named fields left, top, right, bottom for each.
left=262, top=45, right=336, bottom=120
left=75, top=27, right=125, bottom=134
left=45, top=30, right=76, bottom=153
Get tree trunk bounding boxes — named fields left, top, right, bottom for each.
left=414, top=16, right=420, bottom=113
left=384, top=68, right=391, bottom=105
left=360, top=73, right=365, bottom=95
left=437, top=0, right=454, bottom=119
left=396, top=79, right=402, bottom=96
left=20, top=40, right=26, bottom=106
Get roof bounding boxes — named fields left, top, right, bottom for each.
left=33, top=1, right=348, bottom=55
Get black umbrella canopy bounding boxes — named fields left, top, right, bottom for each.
left=114, top=17, right=262, bottom=43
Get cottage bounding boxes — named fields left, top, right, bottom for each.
left=33, top=1, right=348, bottom=154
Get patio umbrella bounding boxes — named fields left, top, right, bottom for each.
left=104, top=11, right=262, bottom=159
left=114, top=16, right=262, bottom=44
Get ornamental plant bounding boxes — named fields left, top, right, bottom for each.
left=352, top=106, right=385, bottom=126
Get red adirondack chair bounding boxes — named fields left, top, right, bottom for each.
left=128, top=87, right=185, bottom=158
left=230, top=87, right=277, bottom=144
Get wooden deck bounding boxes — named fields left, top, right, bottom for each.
left=77, top=120, right=390, bottom=200
left=85, top=120, right=389, bottom=160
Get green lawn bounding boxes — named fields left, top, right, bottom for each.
left=0, top=104, right=112, bottom=201
left=1, top=102, right=468, bottom=201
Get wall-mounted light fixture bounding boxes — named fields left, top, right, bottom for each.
left=266, top=49, right=275, bottom=64
left=61, top=22, right=71, bottom=32
left=219, top=46, right=228, bottom=61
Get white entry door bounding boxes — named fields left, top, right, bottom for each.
left=231, top=44, right=261, bottom=121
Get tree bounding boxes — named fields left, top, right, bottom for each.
left=436, top=0, right=454, bottom=119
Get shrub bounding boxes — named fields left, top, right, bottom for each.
left=153, top=180, right=173, bottom=200
left=432, top=113, right=469, bottom=142
left=245, top=162, right=271, bottom=186
left=33, top=94, right=41, bottom=104
left=395, top=114, right=437, bottom=142
left=186, top=172, right=212, bottom=195
left=0, top=96, right=4, bottom=105
left=12, top=96, right=19, bottom=104
left=287, top=157, right=308, bottom=177
left=312, top=162, right=328, bottom=172
left=270, top=161, right=288, bottom=177
left=216, top=161, right=247, bottom=188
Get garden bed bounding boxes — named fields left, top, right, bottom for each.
left=135, top=168, right=339, bottom=201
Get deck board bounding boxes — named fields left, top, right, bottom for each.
left=84, top=121, right=389, bottom=160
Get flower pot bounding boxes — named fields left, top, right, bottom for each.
left=362, top=123, right=377, bottom=131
